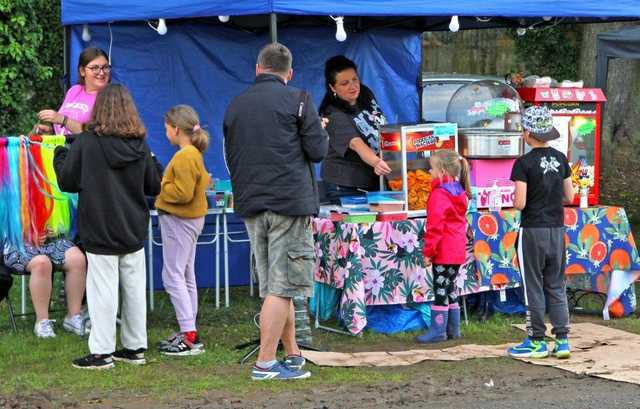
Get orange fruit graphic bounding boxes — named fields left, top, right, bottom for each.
left=564, top=233, right=570, bottom=248
left=512, top=253, right=519, bottom=269
left=608, top=300, right=625, bottom=318
left=491, top=273, right=509, bottom=286
left=606, top=207, right=621, bottom=224
left=565, top=263, right=586, bottom=275
left=609, top=249, right=631, bottom=270
left=579, top=224, right=599, bottom=245
left=501, top=231, right=518, bottom=251
left=589, top=241, right=607, bottom=263
left=564, top=208, right=578, bottom=228
left=474, top=240, right=491, bottom=260
left=478, top=214, right=498, bottom=237
left=595, top=272, right=609, bottom=293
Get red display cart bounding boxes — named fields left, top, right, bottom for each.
left=518, top=87, right=607, bottom=206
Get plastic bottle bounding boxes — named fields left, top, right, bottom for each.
left=488, top=180, right=502, bottom=212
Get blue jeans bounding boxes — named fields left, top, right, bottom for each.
left=323, top=182, right=366, bottom=205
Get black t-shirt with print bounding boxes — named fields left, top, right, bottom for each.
left=320, top=99, right=386, bottom=190
left=510, top=147, right=572, bottom=228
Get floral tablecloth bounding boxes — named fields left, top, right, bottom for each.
left=313, top=206, right=640, bottom=334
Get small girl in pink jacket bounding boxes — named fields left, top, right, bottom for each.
left=416, top=149, right=471, bottom=344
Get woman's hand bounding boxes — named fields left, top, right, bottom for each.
left=373, top=158, right=392, bottom=176
left=38, top=109, right=64, bottom=125
left=424, top=256, right=432, bottom=266
left=31, top=123, right=53, bottom=135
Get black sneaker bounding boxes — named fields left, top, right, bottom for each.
left=113, top=348, right=146, bottom=365
left=72, top=354, right=114, bottom=370
left=160, top=334, right=205, bottom=356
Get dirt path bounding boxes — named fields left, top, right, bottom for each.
left=3, top=358, right=639, bottom=409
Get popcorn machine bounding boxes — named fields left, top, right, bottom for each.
left=379, top=123, right=458, bottom=211
left=517, top=88, right=606, bottom=205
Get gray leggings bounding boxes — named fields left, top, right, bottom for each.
left=516, top=227, right=570, bottom=340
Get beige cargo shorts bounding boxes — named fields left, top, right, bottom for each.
left=244, top=210, right=315, bottom=298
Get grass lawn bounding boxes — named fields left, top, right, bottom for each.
left=1, top=282, right=639, bottom=401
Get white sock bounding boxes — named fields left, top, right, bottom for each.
left=256, top=359, right=277, bottom=369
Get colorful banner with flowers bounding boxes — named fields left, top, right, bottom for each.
left=313, top=206, right=640, bottom=334
left=314, top=218, right=481, bottom=334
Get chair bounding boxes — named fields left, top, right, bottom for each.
left=0, top=263, right=17, bottom=332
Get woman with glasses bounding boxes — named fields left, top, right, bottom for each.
left=35, top=47, right=111, bottom=135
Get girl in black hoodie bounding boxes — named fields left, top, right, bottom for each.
left=54, top=84, right=161, bottom=369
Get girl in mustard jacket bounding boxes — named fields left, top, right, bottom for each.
left=155, top=105, right=211, bottom=356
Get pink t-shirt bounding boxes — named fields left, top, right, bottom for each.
left=54, top=84, right=98, bottom=135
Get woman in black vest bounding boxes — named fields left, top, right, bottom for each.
left=319, top=56, right=391, bottom=205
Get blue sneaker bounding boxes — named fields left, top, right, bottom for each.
left=251, top=361, right=311, bottom=381
left=507, top=338, right=549, bottom=358
left=284, top=354, right=306, bottom=371
left=552, top=338, right=571, bottom=359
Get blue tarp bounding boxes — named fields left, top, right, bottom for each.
left=62, top=0, right=640, bottom=25
left=70, top=23, right=421, bottom=177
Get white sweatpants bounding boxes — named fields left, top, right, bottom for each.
left=86, top=249, right=147, bottom=354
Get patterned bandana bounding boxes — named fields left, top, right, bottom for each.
left=521, top=105, right=560, bottom=141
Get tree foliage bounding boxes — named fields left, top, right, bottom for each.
left=509, top=25, right=580, bottom=81
left=0, top=0, right=63, bottom=134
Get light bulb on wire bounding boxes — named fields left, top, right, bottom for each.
left=218, top=16, right=230, bottom=23
left=82, top=24, right=91, bottom=42
left=331, top=16, right=347, bottom=42
left=157, top=19, right=167, bottom=35
left=516, top=27, right=527, bottom=36
left=449, top=16, right=460, bottom=32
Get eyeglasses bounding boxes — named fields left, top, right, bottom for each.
left=85, top=65, right=112, bottom=74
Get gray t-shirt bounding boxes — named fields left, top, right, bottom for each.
left=320, top=102, right=385, bottom=190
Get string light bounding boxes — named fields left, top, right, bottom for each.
left=81, top=24, right=91, bottom=42
left=148, top=19, right=168, bottom=35
left=449, top=16, right=460, bottom=32
left=218, top=16, right=230, bottom=23
left=330, top=16, right=347, bottom=42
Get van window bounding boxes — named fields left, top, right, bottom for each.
left=421, top=82, right=467, bottom=122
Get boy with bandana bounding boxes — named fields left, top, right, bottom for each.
left=507, top=106, right=575, bottom=359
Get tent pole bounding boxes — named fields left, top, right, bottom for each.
left=63, top=25, right=70, bottom=93
left=270, top=13, right=277, bottom=43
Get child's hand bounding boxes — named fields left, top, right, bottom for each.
left=424, top=256, right=432, bottom=266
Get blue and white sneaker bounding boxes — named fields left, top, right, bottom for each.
left=552, top=338, right=571, bottom=359
left=251, top=361, right=311, bottom=381
left=284, top=354, right=306, bottom=371
left=507, top=338, right=549, bottom=358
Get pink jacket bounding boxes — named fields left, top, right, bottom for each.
left=423, top=176, right=469, bottom=265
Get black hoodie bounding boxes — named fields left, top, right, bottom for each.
left=53, top=131, right=161, bottom=255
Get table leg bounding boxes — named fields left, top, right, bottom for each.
left=21, top=275, right=26, bottom=316
left=148, top=218, right=154, bottom=312
left=462, top=295, right=469, bottom=326
left=223, top=212, right=230, bottom=308
left=215, top=213, right=220, bottom=309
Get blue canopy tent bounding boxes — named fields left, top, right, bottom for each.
left=59, top=2, right=640, bottom=291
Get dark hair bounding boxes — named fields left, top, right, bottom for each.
left=88, top=84, right=146, bottom=138
left=256, top=42, right=292, bottom=75
left=165, top=105, right=209, bottom=152
left=319, top=55, right=374, bottom=115
left=324, top=55, right=358, bottom=92
left=77, top=47, right=110, bottom=86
